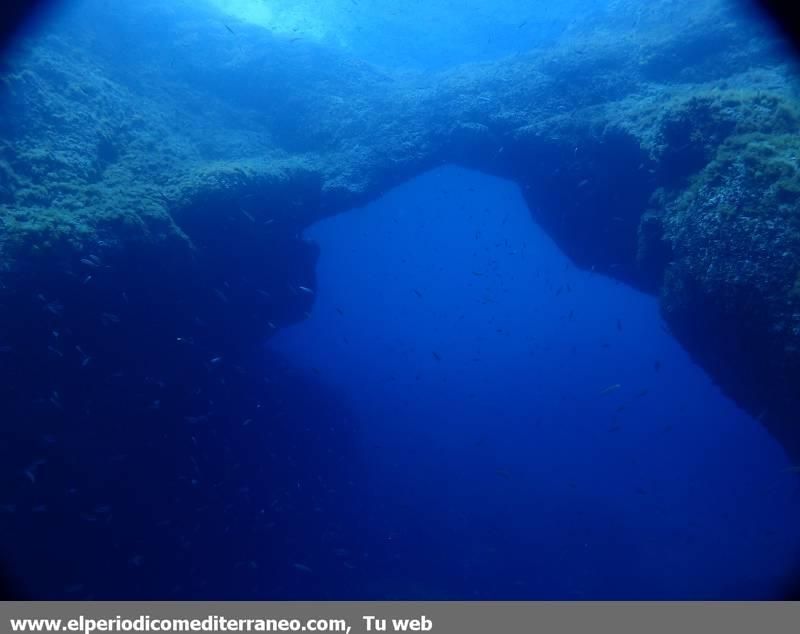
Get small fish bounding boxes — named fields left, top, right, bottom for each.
left=128, top=555, right=144, bottom=568
left=224, top=23, right=235, bottom=35
left=75, top=346, right=91, bottom=367
left=45, top=301, right=63, bottom=316
left=292, top=563, right=313, bottom=574
left=49, top=391, right=62, bottom=408
left=23, top=458, right=46, bottom=485
left=298, top=286, right=314, bottom=295
left=413, top=289, right=423, bottom=298
left=209, top=356, right=222, bottom=365
left=432, top=351, right=441, bottom=361
left=213, top=289, right=229, bottom=304
left=599, top=383, right=621, bottom=395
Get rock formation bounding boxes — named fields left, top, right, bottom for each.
left=1, top=0, right=799, bottom=460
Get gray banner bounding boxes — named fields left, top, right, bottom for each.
left=2, top=602, right=800, bottom=634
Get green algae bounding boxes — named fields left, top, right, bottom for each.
left=0, top=0, right=799, bottom=450
left=666, top=132, right=800, bottom=229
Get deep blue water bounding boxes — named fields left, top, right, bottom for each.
left=273, top=166, right=800, bottom=599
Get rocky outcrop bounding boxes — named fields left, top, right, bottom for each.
left=1, top=0, right=799, bottom=459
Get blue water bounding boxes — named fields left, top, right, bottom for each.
left=205, top=0, right=583, bottom=69
left=272, top=165, right=800, bottom=599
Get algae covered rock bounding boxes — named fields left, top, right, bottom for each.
left=1, top=0, right=800, bottom=457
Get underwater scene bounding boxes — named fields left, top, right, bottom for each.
left=1, top=0, right=800, bottom=600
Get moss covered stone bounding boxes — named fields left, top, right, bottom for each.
left=2, top=0, right=800, bottom=455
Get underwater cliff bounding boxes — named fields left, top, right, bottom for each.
left=1, top=0, right=800, bottom=599
left=2, top=0, right=799, bottom=454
